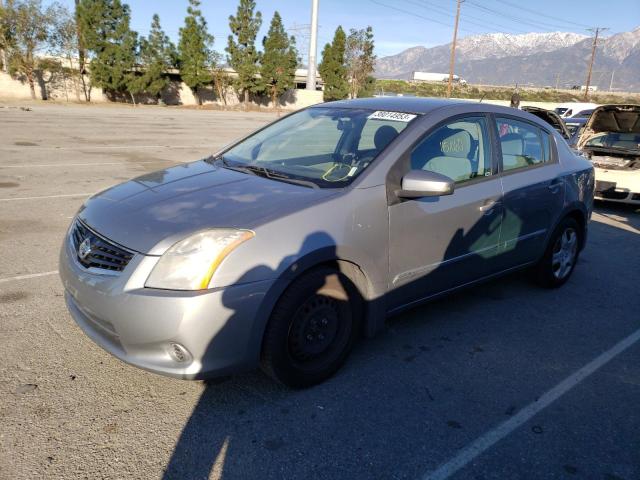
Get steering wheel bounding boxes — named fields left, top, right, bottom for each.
left=322, top=162, right=354, bottom=182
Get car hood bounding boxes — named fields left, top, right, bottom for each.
left=521, top=106, right=571, bottom=139
left=577, top=104, right=640, bottom=149
left=78, top=160, right=340, bottom=255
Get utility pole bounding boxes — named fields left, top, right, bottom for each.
left=447, top=0, right=463, bottom=98
left=583, top=27, right=607, bottom=100
left=306, top=0, right=319, bottom=91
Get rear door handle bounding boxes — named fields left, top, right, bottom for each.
left=548, top=178, right=563, bottom=192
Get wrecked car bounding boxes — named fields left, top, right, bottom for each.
left=577, top=104, right=640, bottom=205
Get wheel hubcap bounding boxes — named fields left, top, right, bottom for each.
left=289, top=295, right=340, bottom=361
left=551, top=227, right=578, bottom=280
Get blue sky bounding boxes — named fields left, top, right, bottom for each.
left=51, top=0, right=640, bottom=59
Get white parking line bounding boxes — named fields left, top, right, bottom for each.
left=421, top=327, right=640, bottom=480
left=0, top=270, right=58, bottom=284
left=0, top=193, right=92, bottom=201
left=0, top=161, right=175, bottom=168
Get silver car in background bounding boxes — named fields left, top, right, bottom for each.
left=59, top=98, right=594, bottom=387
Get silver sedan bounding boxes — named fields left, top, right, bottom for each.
left=59, top=98, right=594, bottom=387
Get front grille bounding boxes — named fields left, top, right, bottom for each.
left=70, top=220, right=134, bottom=272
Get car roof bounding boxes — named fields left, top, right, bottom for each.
left=315, top=97, right=469, bottom=114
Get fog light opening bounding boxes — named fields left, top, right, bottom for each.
left=168, top=343, right=192, bottom=364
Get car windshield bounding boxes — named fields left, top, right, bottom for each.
left=221, top=107, right=416, bottom=188
left=574, top=109, right=594, bottom=118
left=565, top=122, right=584, bottom=135
left=584, top=132, right=640, bottom=151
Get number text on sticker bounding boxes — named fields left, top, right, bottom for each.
left=368, top=111, right=417, bottom=123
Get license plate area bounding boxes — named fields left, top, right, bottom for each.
left=595, top=180, right=616, bottom=193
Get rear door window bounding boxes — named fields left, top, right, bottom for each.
left=496, top=117, right=550, bottom=172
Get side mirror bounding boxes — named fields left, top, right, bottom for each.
left=398, top=169, right=455, bottom=199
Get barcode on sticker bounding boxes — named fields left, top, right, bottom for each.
left=368, top=111, right=417, bottom=122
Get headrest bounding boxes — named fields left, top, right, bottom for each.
left=500, top=133, right=524, bottom=156
left=374, top=125, right=399, bottom=151
left=438, top=129, right=472, bottom=159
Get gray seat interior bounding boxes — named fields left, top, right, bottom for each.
left=415, top=128, right=473, bottom=182
left=500, top=133, right=530, bottom=170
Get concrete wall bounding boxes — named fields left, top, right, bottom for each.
left=3, top=71, right=573, bottom=111
left=0, top=71, right=323, bottom=110
left=0, top=71, right=107, bottom=102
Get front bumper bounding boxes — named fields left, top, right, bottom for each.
left=593, top=167, right=640, bottom=205
left=59, top=232, right=276, bottom=380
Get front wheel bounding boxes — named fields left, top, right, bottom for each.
left=533, top=217, right=581, bottom=288
left=260, top=267, right=359, bottom=388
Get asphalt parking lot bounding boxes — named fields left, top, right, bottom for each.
left=0, top=102, right=639, bottom=480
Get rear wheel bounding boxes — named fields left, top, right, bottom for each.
left=260, top=267, right=359, bottom=388
left=533, top=217, right=581, bottom=288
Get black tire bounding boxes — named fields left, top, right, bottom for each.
left=533, top=217, right=581, bottom=288
left=260, top=267, right=360, bottom=388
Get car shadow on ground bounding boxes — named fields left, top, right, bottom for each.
left=160, top=202, right=637, bottom=480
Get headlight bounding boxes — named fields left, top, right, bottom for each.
left=145, top=229, right=254, bottom=290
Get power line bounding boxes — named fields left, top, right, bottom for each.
left=369, top=0, right=483, bottom=34
left=406, top=0, right=530, bottom=34
left=288, top=23, right=311, bottom=64
left=465, top=0, right=575, bottom=32
left=490, top=0, right=592, bottom=29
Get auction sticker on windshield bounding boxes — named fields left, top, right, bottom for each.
left=368, top=111, right=417, bottom=122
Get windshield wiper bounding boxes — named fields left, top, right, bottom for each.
left=243, top=165, right=320, bottom=189
left=220, top=160, right=319, bottom=189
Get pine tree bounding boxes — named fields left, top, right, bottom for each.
left=226, top=0, right=262, bottom=110
left=178, top=0, right=213, bottom=105
left=345, top=26, right=376, bottom=99
left=318, top=26, right=348, bottom=102
left=130, top=14, right=176, bottom=103
left=76, top=0, right=138, bottom=100
left=261, top=11, right=297, bottom=114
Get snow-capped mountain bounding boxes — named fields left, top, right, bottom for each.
left=375, top=28, right=640, bottom=91
left=454, top=32, right=588, bottom=60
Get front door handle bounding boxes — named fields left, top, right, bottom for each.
left=479, top=200, right=501, bottom=214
